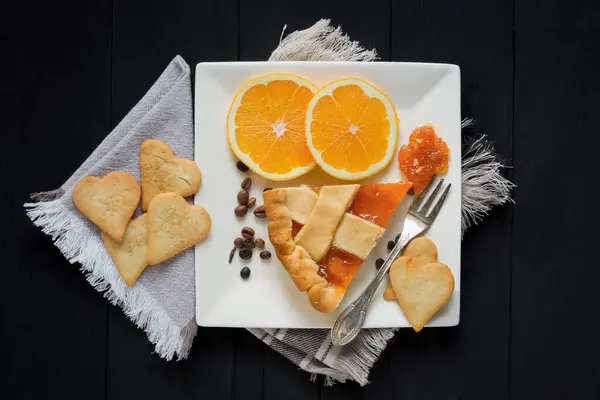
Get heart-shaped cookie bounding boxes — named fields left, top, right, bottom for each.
left=390, top=256, right=454, bottom=332
left=102, top=213, right=148, bottom=286
left=146, top=192, right=211, bottom=265
left=140, top=139, right=202, bottom=211
left=384, top=237, right=438, bottom=300
left=73, top=171, right=141, bottom=242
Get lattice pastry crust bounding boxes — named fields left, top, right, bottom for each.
left=264, top=185, right=386, bottom=313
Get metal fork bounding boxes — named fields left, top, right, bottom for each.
left=330, top=178, right=451, bottom=346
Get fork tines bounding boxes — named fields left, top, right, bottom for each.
left=409, top=178, right=451, bottom=221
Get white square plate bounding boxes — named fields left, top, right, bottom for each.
left=194, top=62, right=461, bottom=328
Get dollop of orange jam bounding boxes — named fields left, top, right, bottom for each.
left=398, top=125, right=449, bottom=193
left=318, top=247, right=363, bottom=288
left=349, top=182, right=412, bottom=227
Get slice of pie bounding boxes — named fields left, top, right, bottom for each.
left=264, top=182, right=411, bottom=313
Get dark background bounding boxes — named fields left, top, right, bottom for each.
left=2, top=0, right=599, bottom=399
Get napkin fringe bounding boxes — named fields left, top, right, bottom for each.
left=460, top=118, right=515, bottom=236
left=330, top=328, right=397, bottom=386
left=269, top=19, right=378, bottom=62
left=24, top=195, right=193, bottom=360
left=309, top=368, right=350, bottom=386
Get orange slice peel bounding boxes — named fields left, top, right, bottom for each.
left=227, top=73, right=318, bottom=181
left=305, top=78, right=399, bottom=181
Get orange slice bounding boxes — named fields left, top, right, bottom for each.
left=306, top=78, right=398, bottom=180
left=227, top=73, right=318, bottom=181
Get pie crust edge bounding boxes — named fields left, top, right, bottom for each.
left=264, top=189, right=344, bottom=313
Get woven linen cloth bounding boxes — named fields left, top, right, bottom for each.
left=251, top=19, right=514, bottom=386
left=25, top=56, right=197, bottom=360
left=25, top=19, right=514, bottom=386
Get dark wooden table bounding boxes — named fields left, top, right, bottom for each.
left=2, top=0, right=599, bottom=399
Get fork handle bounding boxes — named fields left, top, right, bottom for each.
left=330, top=230, right=420, bottom=346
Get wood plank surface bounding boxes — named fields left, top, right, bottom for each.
left=5, top=0, right=600, bottom=399
left=390, top=1, right=514, bottom=399
left=0, top=1, right=113, bottom=399
left=106, top=1, right=238, bottom=399
left=511, top=1, right=600, bottom=398
left=238, top=2, right=390, bottom=61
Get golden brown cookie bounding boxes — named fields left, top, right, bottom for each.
left=384, top=236, right=438, bottom=300
left=146, top=192, right=211, bottom=265
left=102, top=214, right=148, bottom=286
left=73, top=171, right=141, bottom=242
left=390, top=257, right=454, bottom=332
left=383, top=277, right=400, bottom=300
left=403, top=236, right=439, bottom=260
left=140, top=139, right=202, bottom=211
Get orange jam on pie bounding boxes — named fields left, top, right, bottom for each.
left=349, top=182, right=412, bottom=227
left=291, top=182, right=412, bottom=288
left=398, top=125, right=449, bottom=194
left=291, top=221, right=303, bottom=238
left=317, top=248, right=363, bottom=288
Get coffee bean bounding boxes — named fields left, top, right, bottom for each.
left=375, top=258, right=384, bottom=270
left=395, top=233, right=401, bottom=243
left=241, top=227, right=255, bottom=239
left=235, top=205, right=248, bottom=217
left=236, top=161, right=249, bottom=172
left=240, top=266, right=251, bottom=279
left=260, top=251, right=271, bottom=260
left=228, top=248, right=236, bottom=264
left=234, top=237, right=244, bottom=248
left=239, top=248, right=252, bottom=260
left=241, top=177, right=252, bottom=190
left=247, top=197, right=256, bottom=208
left=255, top=238, right=265, bottom=249
left=244, top=238, right=255, bottom=249
left=387, top=240, right=395, bottom=250
left=254, top=205, right=266, bottom=218
left=237, top=189, right=249, bottom=205
left=263, top=187, right=272, bottom=193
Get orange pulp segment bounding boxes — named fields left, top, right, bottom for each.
left=306, top=79, right=398, bottom=180
left=227, top=74, right=317, bottom=181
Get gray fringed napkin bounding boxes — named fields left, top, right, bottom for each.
left=25, top=56, right=197, bottom=360
left=25, top=19, right=514, bottom=386
left=253, top=20, right=514, bottom=386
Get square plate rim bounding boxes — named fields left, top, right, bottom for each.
left=193, top=61, right=461, bottom=329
